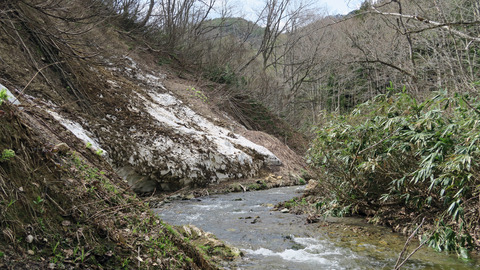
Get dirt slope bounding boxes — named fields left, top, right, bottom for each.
left=0, top=1, right=306, bottom=268
left=0, top=11, right=305, bottom=194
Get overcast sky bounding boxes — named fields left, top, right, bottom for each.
left=225, top=0, right=364, bottom=20
left=319, top=0, right=363, bottom=14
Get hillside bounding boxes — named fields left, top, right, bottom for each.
left=0, top=1, right=306, bottom=268
left=204, top=17, right=264, bottom=45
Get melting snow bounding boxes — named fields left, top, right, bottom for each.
left=138, top=91, right=281, bottom=167
left=47, top=110, right=107, bottom=155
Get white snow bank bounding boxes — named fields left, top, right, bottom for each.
left=139, top=90, right=281, bottom=167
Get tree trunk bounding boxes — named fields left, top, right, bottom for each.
left=138, top=0, right=155, bottom=28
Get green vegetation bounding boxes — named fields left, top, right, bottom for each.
left=0, top=88, right=8, bottom=105
left=247, top=180, right=268, bottom=191
left=284, top=197, right=308, bottom=208
left=298, top=178, right=306, bottom=185
left=308, top=87, right=480, bottom=257
left=203, top=65, right=245, bottom=86
left=0, top=149, right=15, bottom=162
left=314, top=199, right=351, bottom=218
left=187, top=86, right=208, bottom=103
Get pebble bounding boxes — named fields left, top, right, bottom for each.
left=61, top=220, right=71, bottom=227
left=27, top=250, right=35, bottom=255
left=280, top=208, right=290, bottom=213
left=183, top=194, right=195, bottom=200
left=26, top=235, right=34, bottom=243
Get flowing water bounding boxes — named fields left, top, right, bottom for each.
left=155, top=186, right=479, bottom=269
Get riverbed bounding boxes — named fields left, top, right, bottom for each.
left=154, top=186, right=479, bottom=269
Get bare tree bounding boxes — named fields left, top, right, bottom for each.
left=237, top=0, right=313, bottom=72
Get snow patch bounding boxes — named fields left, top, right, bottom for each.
left=47, top=110, right=107, bottom=156
left=139, top=91, right=281, bottom=167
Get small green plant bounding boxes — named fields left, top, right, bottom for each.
left=33, top=196, right=44, bottom=205
left=74, top=247, right=86, bottom=263
left=0, top=251, right=4, bottom=258
left=199, top=245, right=210, bottom=252
left=298, top=178, right=306, bottom=185
left=121, top=257, right=130, bottom=268
left=73, top=246, right=79, bottom=259
left=38, top=218, right=46, bottom=230
left=85, top=142, right=92, bottom=149
left=186, top=87, right=208, bottom=102
left=7, top=199, right=16, bottom=208
left=95, top=149, right=104, bottom=156
left=164, top=223, right=177, bottom=236
left=284, top=198, right=297, bottom=208
left=0, top=88, right=8, bottom=105
left=0, top=149, right=15, bottom=162
left=52, top=241, right=60, bottom=255
left=51, top=241, right=65, bottom=263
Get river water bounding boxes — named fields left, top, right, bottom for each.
left=155, top=186, right=479, bottom=269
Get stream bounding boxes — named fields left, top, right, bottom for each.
left=154, top=186, right=479, bottom=269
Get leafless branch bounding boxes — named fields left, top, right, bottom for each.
left=394, top=217, right=426, bottom=270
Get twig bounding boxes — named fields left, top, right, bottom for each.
left=370, top=7, right=480, bottom=43
left=46, top=193, right=67, bottom=215
left=358, top=127, right=401, bottom=155
left=394, top=217, right=426, bottom=270
left=462, top=97, right=480, bottom=116
left=137, top=246, right=141, bottom=268
left=10, top=61, right=65, bottom=105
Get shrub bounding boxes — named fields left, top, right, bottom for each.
left=298, top=178, right=306, bottom=185
left=308, top=87, right=480, bottom=254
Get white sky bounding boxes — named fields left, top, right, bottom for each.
left=320, top=0, right=364, bottom=14
left=223, top=0, right=364, bottom=20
